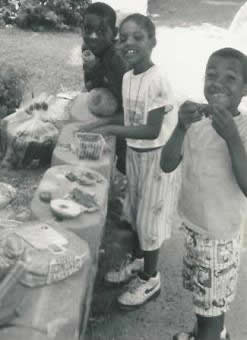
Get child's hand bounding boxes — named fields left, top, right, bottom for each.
left=178, top=101, right=203, bottom=131
left=85, top=80, right=94, bottom=91
left=82, top=49, right=98, bottom=71
left=211, top=105, right=239, bottom=142
left=84, top=59, right=98, bottom=70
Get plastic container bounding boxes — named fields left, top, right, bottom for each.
left=74, top=132, right=105, bottom=161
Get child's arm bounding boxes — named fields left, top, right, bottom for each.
left=212, top=105, right=247, bottom=196
left=160, top=101, right=203, bottom=173
left=94, top=106, right=165, bottom=139
left=81, top=47, right=104, bottom=90
left=105, top=52, right=127, bottom=106
left=228, top=136, right=247, bottom=196
left=86, top=111, right=124, bottom=132
left=160, top=124, right=186, bottom=172
left=83, top=61, right=104, bottom=90
left=101, top=111, right=124, bottom=125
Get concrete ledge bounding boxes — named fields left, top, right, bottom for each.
left=0, top=224, right=91, bottom=340
left=30, top=165, right=109, bottom=260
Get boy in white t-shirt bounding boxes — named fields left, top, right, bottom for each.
left=161, top=47, right=247, bottom=340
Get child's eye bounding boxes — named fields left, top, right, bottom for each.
left=119, top=35, right=127, bottom=43
left=82, top=25, right=105, bottom=36
left=226, top=74, right=236, bottom=81
left=134, top=34, right=143, bottom=41
left=206, top=72, right=216, bottom=80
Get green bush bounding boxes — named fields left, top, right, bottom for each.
left=0, top=0, right=20, bottom=25
left=0, top=64, right=27, bottom=119
left=15, top=0, right=91, bottom=31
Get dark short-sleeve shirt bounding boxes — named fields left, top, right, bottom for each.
left=83, top=45, right=127, bottom=108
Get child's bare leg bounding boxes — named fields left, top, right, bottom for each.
left=196, top=313, right=224, bottom=340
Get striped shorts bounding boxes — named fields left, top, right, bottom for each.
left=122, top=146, right=177, bottom=251
left=182, top=224, right=241, bottom=317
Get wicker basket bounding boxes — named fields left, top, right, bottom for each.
left=74, top=132, right=105, bottom=160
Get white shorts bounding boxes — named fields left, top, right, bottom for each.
left=122, top=147, right=177, bottom=251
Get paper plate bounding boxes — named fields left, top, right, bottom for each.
left=50, top=199, right=82, bottom=219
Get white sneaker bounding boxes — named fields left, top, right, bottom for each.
left=117, top=272, right=161, bottom=310
left=221, top=328, right=230, bottom=340
left=104, top=254, right=144, bottom=286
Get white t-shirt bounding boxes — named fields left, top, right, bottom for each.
left=122, top=65, right=176, bottom=149
left=178, top=114, right=247, bottom=240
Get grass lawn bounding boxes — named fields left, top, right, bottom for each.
left=0, top=26, right=90, bottom=222
left=1, top=27, right=83, bottom=97
left=0, top=27, right=85, bottom=218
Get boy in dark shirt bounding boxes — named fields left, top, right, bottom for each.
left=81, top=1, right=128, bottom=173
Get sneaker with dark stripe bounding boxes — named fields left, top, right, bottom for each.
left=117, top=272, right=161, bottom=311
left=104, top=254, right=144, bottom=286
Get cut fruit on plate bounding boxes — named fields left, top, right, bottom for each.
left=65, top=170, right=103, bottom=186
left=50, top=199, right=82, bottom=219
left=71, top=187, right=99, bottom=212
left=39, top=191, right=52, bottom=203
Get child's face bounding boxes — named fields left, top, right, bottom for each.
left=119, top=20, right=155, bottom=73
left=82, top=14, right=115, bottom=56
left=204, top=55, right=247, bottom=113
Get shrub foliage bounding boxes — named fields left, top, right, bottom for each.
left=0, top=0, right=20, bottom=25
left=0, top=64, right=27, bottom=119
left=0, top=0, right=91, bottom=30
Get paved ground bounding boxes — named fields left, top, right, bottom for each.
left=85, top=1, right=247, bottom=339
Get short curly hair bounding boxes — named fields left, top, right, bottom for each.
left=208, top=47, right=247, bottom=83
left=83, top=2, right=117, bottom=31
left=119, top=13, right=156, bottom=39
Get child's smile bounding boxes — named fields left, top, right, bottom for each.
left=119, top=21, right=155, bottom=73
left=204, top=55, right=246, bottom=113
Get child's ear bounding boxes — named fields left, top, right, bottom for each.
left=151, top=36, right=156, bottom=48
left=113, top=27, right=118, bottom=38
